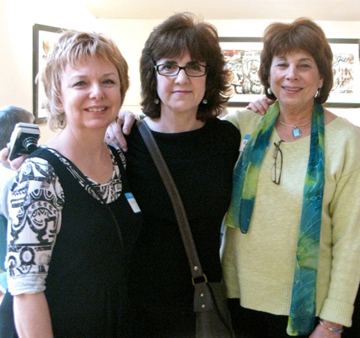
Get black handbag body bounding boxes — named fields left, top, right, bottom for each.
left=195, top=282, right=235, bottom=338
left=137, top=120, right=235, bottom=338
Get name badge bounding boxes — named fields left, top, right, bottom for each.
left=125, top=193, right=141, bottom=213
left=240, top=134, right=251, bottom=153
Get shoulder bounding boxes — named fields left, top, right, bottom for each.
left=20, top=155, right=54, bottom=177
left=223, top=109, right=263, bottom=141
left=208, top=117, right=239, bottom=134
left=326, top=115, right=360, bottom=142
left=206, top=118, right=241, bottom=146
left=325, top=116, right=360, bottom=174
left=13, top=154, right=61, bottom=197
left=10, top=156, right=64, bottom=217
left=125, top=122, right=141, bottom=144
left=223, top=109, right=263, bottom=131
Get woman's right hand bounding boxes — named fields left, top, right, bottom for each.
left=309, top=320, right=343, bottom=338
left=246, top=96, right=275, bottom=115
left=105, top=110, right=137, bottom=152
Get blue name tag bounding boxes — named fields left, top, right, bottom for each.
left=125, top=193, right=141, bottom=213
left=240, top=134, right=251, bottom=152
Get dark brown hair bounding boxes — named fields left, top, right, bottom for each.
left=140, top=12, right=231, bottom=120
left=259, top=18, right=333, bottom=104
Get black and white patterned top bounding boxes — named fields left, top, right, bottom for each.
left=6, top=146, right=126, bottom=296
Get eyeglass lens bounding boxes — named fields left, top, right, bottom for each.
left=272, top=140, right=283, bottom=184
left=156, top=63, right=207, bottom=77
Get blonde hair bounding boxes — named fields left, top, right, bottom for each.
left=41, top=30, right=129, bottom=131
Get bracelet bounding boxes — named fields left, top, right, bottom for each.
left=319, top=319, right=344, bottom=334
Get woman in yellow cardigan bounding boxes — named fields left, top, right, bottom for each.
left=221, top=18, right=360, bottom=337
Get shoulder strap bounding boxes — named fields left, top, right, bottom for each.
left=136, top=120, right=205, bottom=281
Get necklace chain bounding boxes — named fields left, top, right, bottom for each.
left=278, top=120, right=311, bottom=128
left=278, top=119, right=312, bottom=139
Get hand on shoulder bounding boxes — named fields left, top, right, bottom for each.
left=246, top=96, right=275, bottom=115
left=105, top=110, right=138, bottom=152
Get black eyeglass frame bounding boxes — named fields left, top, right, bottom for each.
left=272, top=140, right=284, bottom=185
left=154, top=64, right=209, bottom=77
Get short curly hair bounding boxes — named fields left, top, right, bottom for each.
left=259, top=18, right=333, bottom=105
left=140, top=12, right=231, bottom=121
left=41, top=30, right=129, bottom=131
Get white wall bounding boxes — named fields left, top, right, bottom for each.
left=1, top=1, right=360, bottom=144
left=0, top=0, right=98, bottom=109
left=95, top=19, right=163, bottom=114
left=0, top=0, right=99, bottom=142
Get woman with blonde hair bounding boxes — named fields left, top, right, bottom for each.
left=0, top=30, right=141, bottom=337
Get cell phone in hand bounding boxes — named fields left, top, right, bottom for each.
left=7, top=123, right=40, bottom=161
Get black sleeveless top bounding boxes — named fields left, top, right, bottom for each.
left=0, top=147, right=141, bottom=337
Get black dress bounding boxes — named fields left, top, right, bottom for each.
left=125, top=118, right=240, bottom=337
left=0, top=147, right=141, bottom=337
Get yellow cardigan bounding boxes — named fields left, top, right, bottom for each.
left=221, top=109, right=360, bottom=327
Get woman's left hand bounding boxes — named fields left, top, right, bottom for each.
left=309, top=320, right=343, bottom=337
left=246, top=96, right=275, bottom=115
left=105, top=110, right=137, bottom=152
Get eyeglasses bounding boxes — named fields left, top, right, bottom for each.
left=154, top=63, right=208, bottom=77
left=272, top=140, right=284, bottom=185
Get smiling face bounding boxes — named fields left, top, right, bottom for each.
left=59, top=56, right=121, bottom=132
left=156, top=50, right=207, bottom=117
left=269, top=50, right=324, bottom=113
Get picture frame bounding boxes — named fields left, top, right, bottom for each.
left=220, top=37, right=360, bottom=108
left=33, top=24, right=65, bottom=123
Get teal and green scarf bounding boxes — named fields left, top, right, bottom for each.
left=225, top=101, right=325, bottom=335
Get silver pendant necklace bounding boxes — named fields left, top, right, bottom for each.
left=278, top=120, right=311, bottom=138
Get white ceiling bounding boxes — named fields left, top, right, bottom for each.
left=84, top=0, right=360, bottom=21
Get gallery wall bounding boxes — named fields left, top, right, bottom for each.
left=1, top=0, right=360, bottom=143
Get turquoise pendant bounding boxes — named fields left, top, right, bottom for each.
left=293, top=128, right=301, bottom=138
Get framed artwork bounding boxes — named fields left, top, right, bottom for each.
left=220, top=37, right=360, bottom=108
left=33, top=24, right=65, bottom=123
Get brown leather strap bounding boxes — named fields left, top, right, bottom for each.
left=137, top=120, right=205, bottom=280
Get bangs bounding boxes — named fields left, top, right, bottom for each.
left=269, top=25, right=323, bottom=61
left=152, top=30, right=206, bottom=62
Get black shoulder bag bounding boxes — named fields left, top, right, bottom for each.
left=137, top=120, right=235, bottom=338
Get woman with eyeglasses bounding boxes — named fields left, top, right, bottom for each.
left=0, top=13, right=239, bottom=337
left=221, top=18, right=360, bottom=337
left=123, top=13, right=240, bottom=337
